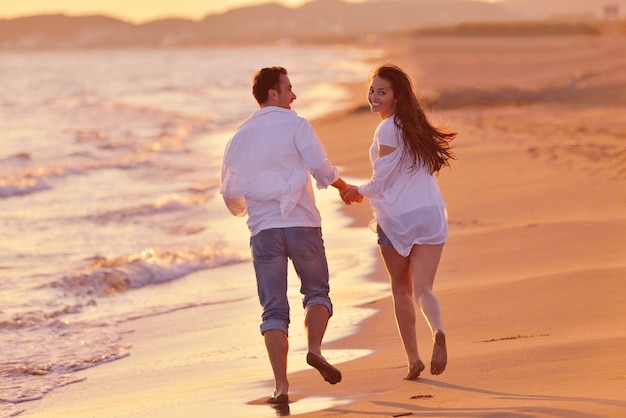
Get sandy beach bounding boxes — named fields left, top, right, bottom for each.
left=19, top=35, right=626, bottom=417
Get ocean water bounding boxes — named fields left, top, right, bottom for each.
left=0, top=46, right=390, bottom=416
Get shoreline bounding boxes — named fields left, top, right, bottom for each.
left=13, top=52, right=391, bottom=418
left=18, top=35, right=626, bottom=417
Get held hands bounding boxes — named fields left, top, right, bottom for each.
left=340, top=185, right=363, bottom=205
left=332, top=178, right=363, bottom=205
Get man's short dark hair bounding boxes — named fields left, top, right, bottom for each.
left=252, top=67, right=287, bottom=105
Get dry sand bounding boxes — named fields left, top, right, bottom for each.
left=20, top=35, right=626, bottom=417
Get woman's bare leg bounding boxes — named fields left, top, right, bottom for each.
left=380, top=246, right=425, bottom=380
left=409, top=244, right=447, bottom=375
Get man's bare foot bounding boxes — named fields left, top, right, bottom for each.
left=404, top=360, right=426, bottom=380
left=306, top=353, right=342, bottom=384
left=430, top=329, right=447, bottom=375
left=266, top=394, right=289, bottom=404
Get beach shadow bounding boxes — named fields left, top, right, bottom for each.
left=248, top=395, right=295, bottom=417
left=248, top=400, right=291, bottom=417
left=269, top=402, right=290, bottom=416
left=326, top=378, right=626, bottom=417
left=422, top=378, right=626, bottom=408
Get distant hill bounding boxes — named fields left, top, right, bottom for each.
left=0, top=14, right=135, bottom=48
left=0, top=0, right=623, bottom=49
left=496, top=0, right=626, bottom=20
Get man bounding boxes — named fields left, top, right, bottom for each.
left=220, top=67, right=352, bottom=404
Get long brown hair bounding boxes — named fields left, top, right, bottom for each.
left=372, top=64, right=456, bottom=174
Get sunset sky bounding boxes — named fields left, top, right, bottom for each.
left=1, top=0, right=501, bottom=23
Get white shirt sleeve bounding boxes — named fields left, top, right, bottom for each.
left=358, top=119, right=401, bottom=199
left=294, top=119, right=339, bottom=189
left=358, top=149, right=402, bottom=199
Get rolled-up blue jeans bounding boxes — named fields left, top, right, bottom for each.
left=250, top=227, right=333, bottom=335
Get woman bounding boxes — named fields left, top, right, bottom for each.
left=343, top=64, right=456, bottom=380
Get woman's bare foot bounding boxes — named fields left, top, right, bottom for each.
left=404, top=360, right=426, bottom=380
left=430, top=329, right=447, bottom=375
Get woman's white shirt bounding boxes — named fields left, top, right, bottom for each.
left=358, top=117, right=448, bottom=256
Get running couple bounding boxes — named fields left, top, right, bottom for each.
left=220, top=65, right=455, bottom=403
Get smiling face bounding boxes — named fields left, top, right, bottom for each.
left=368, top=75, right=396, bottom=119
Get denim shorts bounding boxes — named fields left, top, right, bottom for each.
left=250, top=227, right=333, bottom=336
left=377, top=224, right=394, bottom=249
